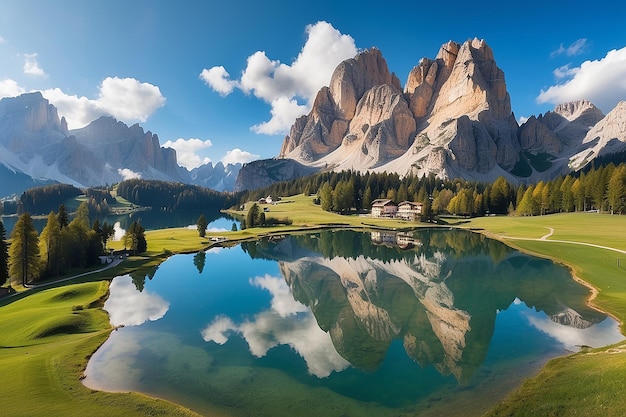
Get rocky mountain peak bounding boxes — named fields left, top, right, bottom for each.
left=329, top=47, right=401, bottom=120
left=553, top=99, right=602, bottom=122
left=0, top=92, right=68, bottom=154
left=274, top=38, right=520, bottom=183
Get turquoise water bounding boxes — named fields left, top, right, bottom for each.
left=84, top=229, right=624, bottom=416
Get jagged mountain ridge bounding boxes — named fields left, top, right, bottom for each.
left=238, top=38, right=626, bottom=190
left=0, top=92, right=240, bottom=197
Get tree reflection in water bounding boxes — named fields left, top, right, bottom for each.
left=242, top=229, right=606, bottom=383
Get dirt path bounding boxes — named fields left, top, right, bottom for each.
left=498, top=228, right=626, bottom=255
left=540, top=227, right=554, bottom=240
left=3, top=257, right=125, bottom=300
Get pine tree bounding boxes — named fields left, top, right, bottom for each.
left=57, top=204, right=69, bottom=229
left=9, top=212, right=40, bottom=286
left=197, top=214, right=208, bottom=237
left=0, top=221, right=9, bottom=285
left=246, top=203, right=260, bottom=228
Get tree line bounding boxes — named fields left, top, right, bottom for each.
left=117, top=179, right=238, bottom=211
left=0, top=201, right=146, bottom=288
left=1, top=183, right=118, bottom=217
left=238, top=162, right=626, bottom=218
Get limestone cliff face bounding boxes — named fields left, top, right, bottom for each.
left=274, top=38, right=521, bottom=185
left=569, top=101, right=626, bottom=169
left=240, top=39, right=626, bottom=192
left=69, top=116, right=186, bottom=185
left=280, top=48, right=402, bottom=163
left=0, top=92, right=68, bottom=158
left=233, top=158, right=318, bottom=192
left=0, top=94, right=190, bottom=191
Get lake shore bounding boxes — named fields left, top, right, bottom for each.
left=3, top=198, right=626, bottom=416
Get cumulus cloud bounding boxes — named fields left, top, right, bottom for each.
left=221, top=148, right=259, bottom=165
left=551, top=38, right=590, bottom=58
left=162, top=138, right=213, bottom=170
left=199, top=66, right=237, bottom=96
left=0, top=79, right=25, bottom=98
left=118, top=168, right=141, bottom=180
left=42, top=76, right=165, bottom=129
left=251, top=97, right=308, bottom=134
left=553, top=64, right=578, bottom=79
left=200, top=21, right=358, bottom=135
left=97, top=77, right=165, bottom=121
left=537, top=46, right=626, bottom=113
left=23, top=53, right=47, bottom=77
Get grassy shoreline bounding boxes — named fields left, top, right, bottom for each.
left=3, top=196, right=626, bottom=416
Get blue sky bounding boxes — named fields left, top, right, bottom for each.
left=2, top=0, right=626, bottom=170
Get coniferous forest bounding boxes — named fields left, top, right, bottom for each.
left=239, top=162, right=626, bottom=218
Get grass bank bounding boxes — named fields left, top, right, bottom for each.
left=0, top=280, right=203, bottom=417
left=453, top=213, right=626, bottom=417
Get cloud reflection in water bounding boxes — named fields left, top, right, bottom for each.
left=201, top=274, right=350, bottom=378
left=105, top=275, right=170, bottom=326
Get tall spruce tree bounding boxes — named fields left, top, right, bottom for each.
left=57, top=204, right=69, bottom=229
left=0, top=221, right=9, bottom=285
left=9, top=212, right=40, bottom=286
left=197, top=214, right=208, bottom=237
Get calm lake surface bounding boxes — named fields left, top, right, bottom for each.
left=2, top=210, right=239, bottom=234
left=83, top=229, right=624, bottom=417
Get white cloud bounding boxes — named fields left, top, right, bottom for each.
left=200, top=21, right=358, bottom=135
left=42, top=76, right=166, bottom=129
left=537, top=46, right=626, bottom=113
left=162, top=138, right=213, bottom=170
left=0, top=79, right=25, bottom=98
left=0, top=36, right=6, bottom=44
left=553, top=64, right=578, bottom=79
left=199, top=66, right=237, bottom=96
left=251, top=96, right=308, bottom=134
left=221, top=148, right=259, bottom=165
left=97, top=77, right=166, bottom=122
left=23, top=53, right=47, bottom=77
left=118, top=168, right=141, bottom=180
left=551, top=38, right=590, bottom=58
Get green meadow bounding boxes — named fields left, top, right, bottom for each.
left=3, top=198, right=626, bottom=416
left=455, top=213, right=626, bottom=417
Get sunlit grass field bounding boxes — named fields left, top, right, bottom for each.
left=456, top=214, right=626, bottom=417
left=0, top=281, right=202, bottom=417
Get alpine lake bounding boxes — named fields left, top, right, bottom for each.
left=83, top=227, right=624, bottom=417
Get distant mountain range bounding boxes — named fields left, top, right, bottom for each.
left=3, top=38, right=626, bottom=197
left=0, top=92, right=240, bottom=198
left=236, top=38, right=626, bottom=190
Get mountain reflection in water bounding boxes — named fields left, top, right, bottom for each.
left=240, top=229, right=610, bottom=382
left=84, top=229, right=624, bottom=417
